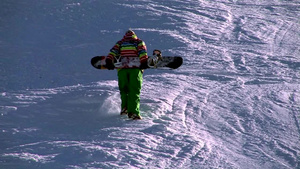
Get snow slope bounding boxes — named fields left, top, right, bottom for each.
left=1, top=0, right=299, bottom=168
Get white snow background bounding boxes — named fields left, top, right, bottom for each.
left=0, top=0, right=299, bottom=168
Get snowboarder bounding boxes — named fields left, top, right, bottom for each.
left=105, top=30, right=148, bottom=120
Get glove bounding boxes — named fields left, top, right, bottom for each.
left=139, top=61, right=148, bottom=69
left=105, top=59, right=115, bottom=70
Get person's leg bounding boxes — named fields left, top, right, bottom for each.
left=118, top=69, right=129, bottom=112
left=127, top=69, right=143, bottom=116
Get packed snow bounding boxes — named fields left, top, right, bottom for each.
left=0, top=0, right=299, bottom=168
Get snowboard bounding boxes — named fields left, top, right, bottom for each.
left=91, top=50, right=183, bottom=70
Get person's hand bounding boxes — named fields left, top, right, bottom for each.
left=105, top=59, right=115, bottom=70
left=139, top=61, right=148, bottom=69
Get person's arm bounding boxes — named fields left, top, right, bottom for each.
left=107, top=41, right=121, bottom=61
left=137, top=40, right=148, bottom=69
left=106, top=41, right=121, bottom=70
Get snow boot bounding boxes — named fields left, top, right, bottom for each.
left=131, top=114, right=142, bottom=120
left=128, top=112, right=134, bottom=118
left=120, top=107, right=128, bottom=115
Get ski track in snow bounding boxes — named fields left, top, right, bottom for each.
left=1, top=0, right=300, bottom=168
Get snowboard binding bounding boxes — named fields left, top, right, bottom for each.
left=148, top=49, right=163, bottom=68
left=114, top=55, right=122, bottom=67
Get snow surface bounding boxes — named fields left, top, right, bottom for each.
left=1, top=0, right=300, bottom=168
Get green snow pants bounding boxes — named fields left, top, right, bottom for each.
left=118, top=69, right=143, bottom=116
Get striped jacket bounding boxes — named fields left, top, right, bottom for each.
left=107, top=31, right=148, bottom=64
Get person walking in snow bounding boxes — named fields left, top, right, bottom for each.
left=105, top=30, right=148, bottom=120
